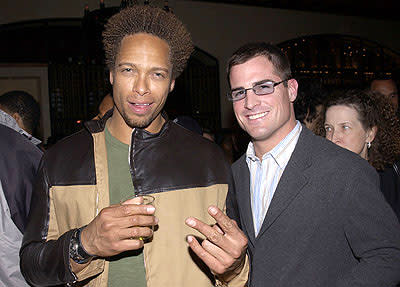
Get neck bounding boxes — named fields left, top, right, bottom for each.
left=107, top=112, right=132, bottom=145
left=360, top=148, right=368, bottom=161
left=107, top=112, right=166, bottom=145
left=253, top=119, right=297, bottom=160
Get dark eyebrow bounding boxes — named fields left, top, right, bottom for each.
left=253, top=79, right=275, bottom=86
left=117, top=63, right=135, bottom=68
left=149, top=67, right=170, bottom=73
left=117, top=63, right=169, bottom=73
left=230, top=78, right=277, bottom=91
left=231, top=87, right=245, bottom=92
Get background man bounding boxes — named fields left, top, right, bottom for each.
left=93, top=92, right=114, bottom=120
left=226, top=42, right=400, bottom=286
left=0, top=90, right=41, bottom=145
left=20, top=5, right=247, bottom=287
left=0, top=90, right=42, bottom=286
left=370, top=77, right=399, bottom=111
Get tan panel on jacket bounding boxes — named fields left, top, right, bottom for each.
left=46, top=131, right=111, bottom=285
left=144, top=184, right=227, bottom=287
left=49, top=185, right=99, bottom=235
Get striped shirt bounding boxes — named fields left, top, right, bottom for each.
left=246, top=121, right=302, bottom=235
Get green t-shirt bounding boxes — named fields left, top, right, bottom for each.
left=105, top=127, right=147, bottom=287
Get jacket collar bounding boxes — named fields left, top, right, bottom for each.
left=0, top=109, right=42, bottom=145
left=255, top=125, right=312, bottom=239
left=133, top=117, right=170, bottom=141
left=84, top=108, right=170, bottom=140
left=237, top=125, right=313, bottom=243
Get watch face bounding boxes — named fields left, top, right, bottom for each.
left=69, top=228, right=92, bottom=264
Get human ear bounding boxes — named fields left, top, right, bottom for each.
left=169, top=79, right=175, bottom=92
left=367, top=126, right=378, bottom=143
left=109, top=71, right=114, bottom=85
left=12, top=113, right=25, bottom=130
left=288, top=79, right=298, bottom=102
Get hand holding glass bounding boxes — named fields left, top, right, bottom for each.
left=120, top=193, right=155, bottom=241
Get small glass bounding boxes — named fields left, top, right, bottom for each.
left=120, top=193, right=155, bottom=241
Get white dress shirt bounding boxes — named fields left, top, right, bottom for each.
left=246, top=121, right=302, bottom=235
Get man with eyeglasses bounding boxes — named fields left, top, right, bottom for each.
left=225, top=42, right=400, bottom=286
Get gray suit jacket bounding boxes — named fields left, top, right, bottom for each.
left=228, top=127, right=400, bottom=287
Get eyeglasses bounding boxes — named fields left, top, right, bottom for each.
left=227, top=79, right=289, bottom=102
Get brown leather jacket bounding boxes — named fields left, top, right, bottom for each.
left=20, top=111, right=248, bottom=287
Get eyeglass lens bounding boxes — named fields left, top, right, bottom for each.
left=231, top=81, right=276, bottom=100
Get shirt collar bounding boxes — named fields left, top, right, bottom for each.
left=0, top=109, right=42, bottom=145
left=246, top=121, right=302, bottom=168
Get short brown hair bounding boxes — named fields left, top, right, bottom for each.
left=316, top=89, right=400, bottom=170
left=227, top=42, right=292, bottom=87
left=102, top=5, right=193, bottom=79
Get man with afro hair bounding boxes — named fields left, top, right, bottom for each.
left=20, top=5, right=248, bottom=287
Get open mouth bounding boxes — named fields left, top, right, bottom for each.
left=133, top=103, right=150, bottom=106
left=128, top=102, right=152, bottom=114
left=248, top=111, right=268, bottom=120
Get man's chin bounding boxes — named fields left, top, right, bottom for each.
left=121, top=109, right=164, bottom=132
left=127, top=120, right=151, bottom=130
left=124, top=116, right=152, bottom=130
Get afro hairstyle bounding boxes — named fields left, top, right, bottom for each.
left=102, top=5, right=194, bottom=79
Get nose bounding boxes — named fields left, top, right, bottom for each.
left=331, top=130, right=342, bottom=144
left=134, top=74, right=150, bottom=96
left=244, top=89, right=260, bottom=110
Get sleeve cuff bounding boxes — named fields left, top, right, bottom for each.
left=215, top=254, right=249, bottom=287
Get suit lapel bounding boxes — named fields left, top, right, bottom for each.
left=256, top=127, right=312, bottom=239
left=236, top=157, right=256, bottom=243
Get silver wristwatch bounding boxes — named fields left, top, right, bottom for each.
left=69, top=227, right=94, bottom=264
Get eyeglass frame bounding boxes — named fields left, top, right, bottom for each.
left=227, top=78, right=290, bottom=102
